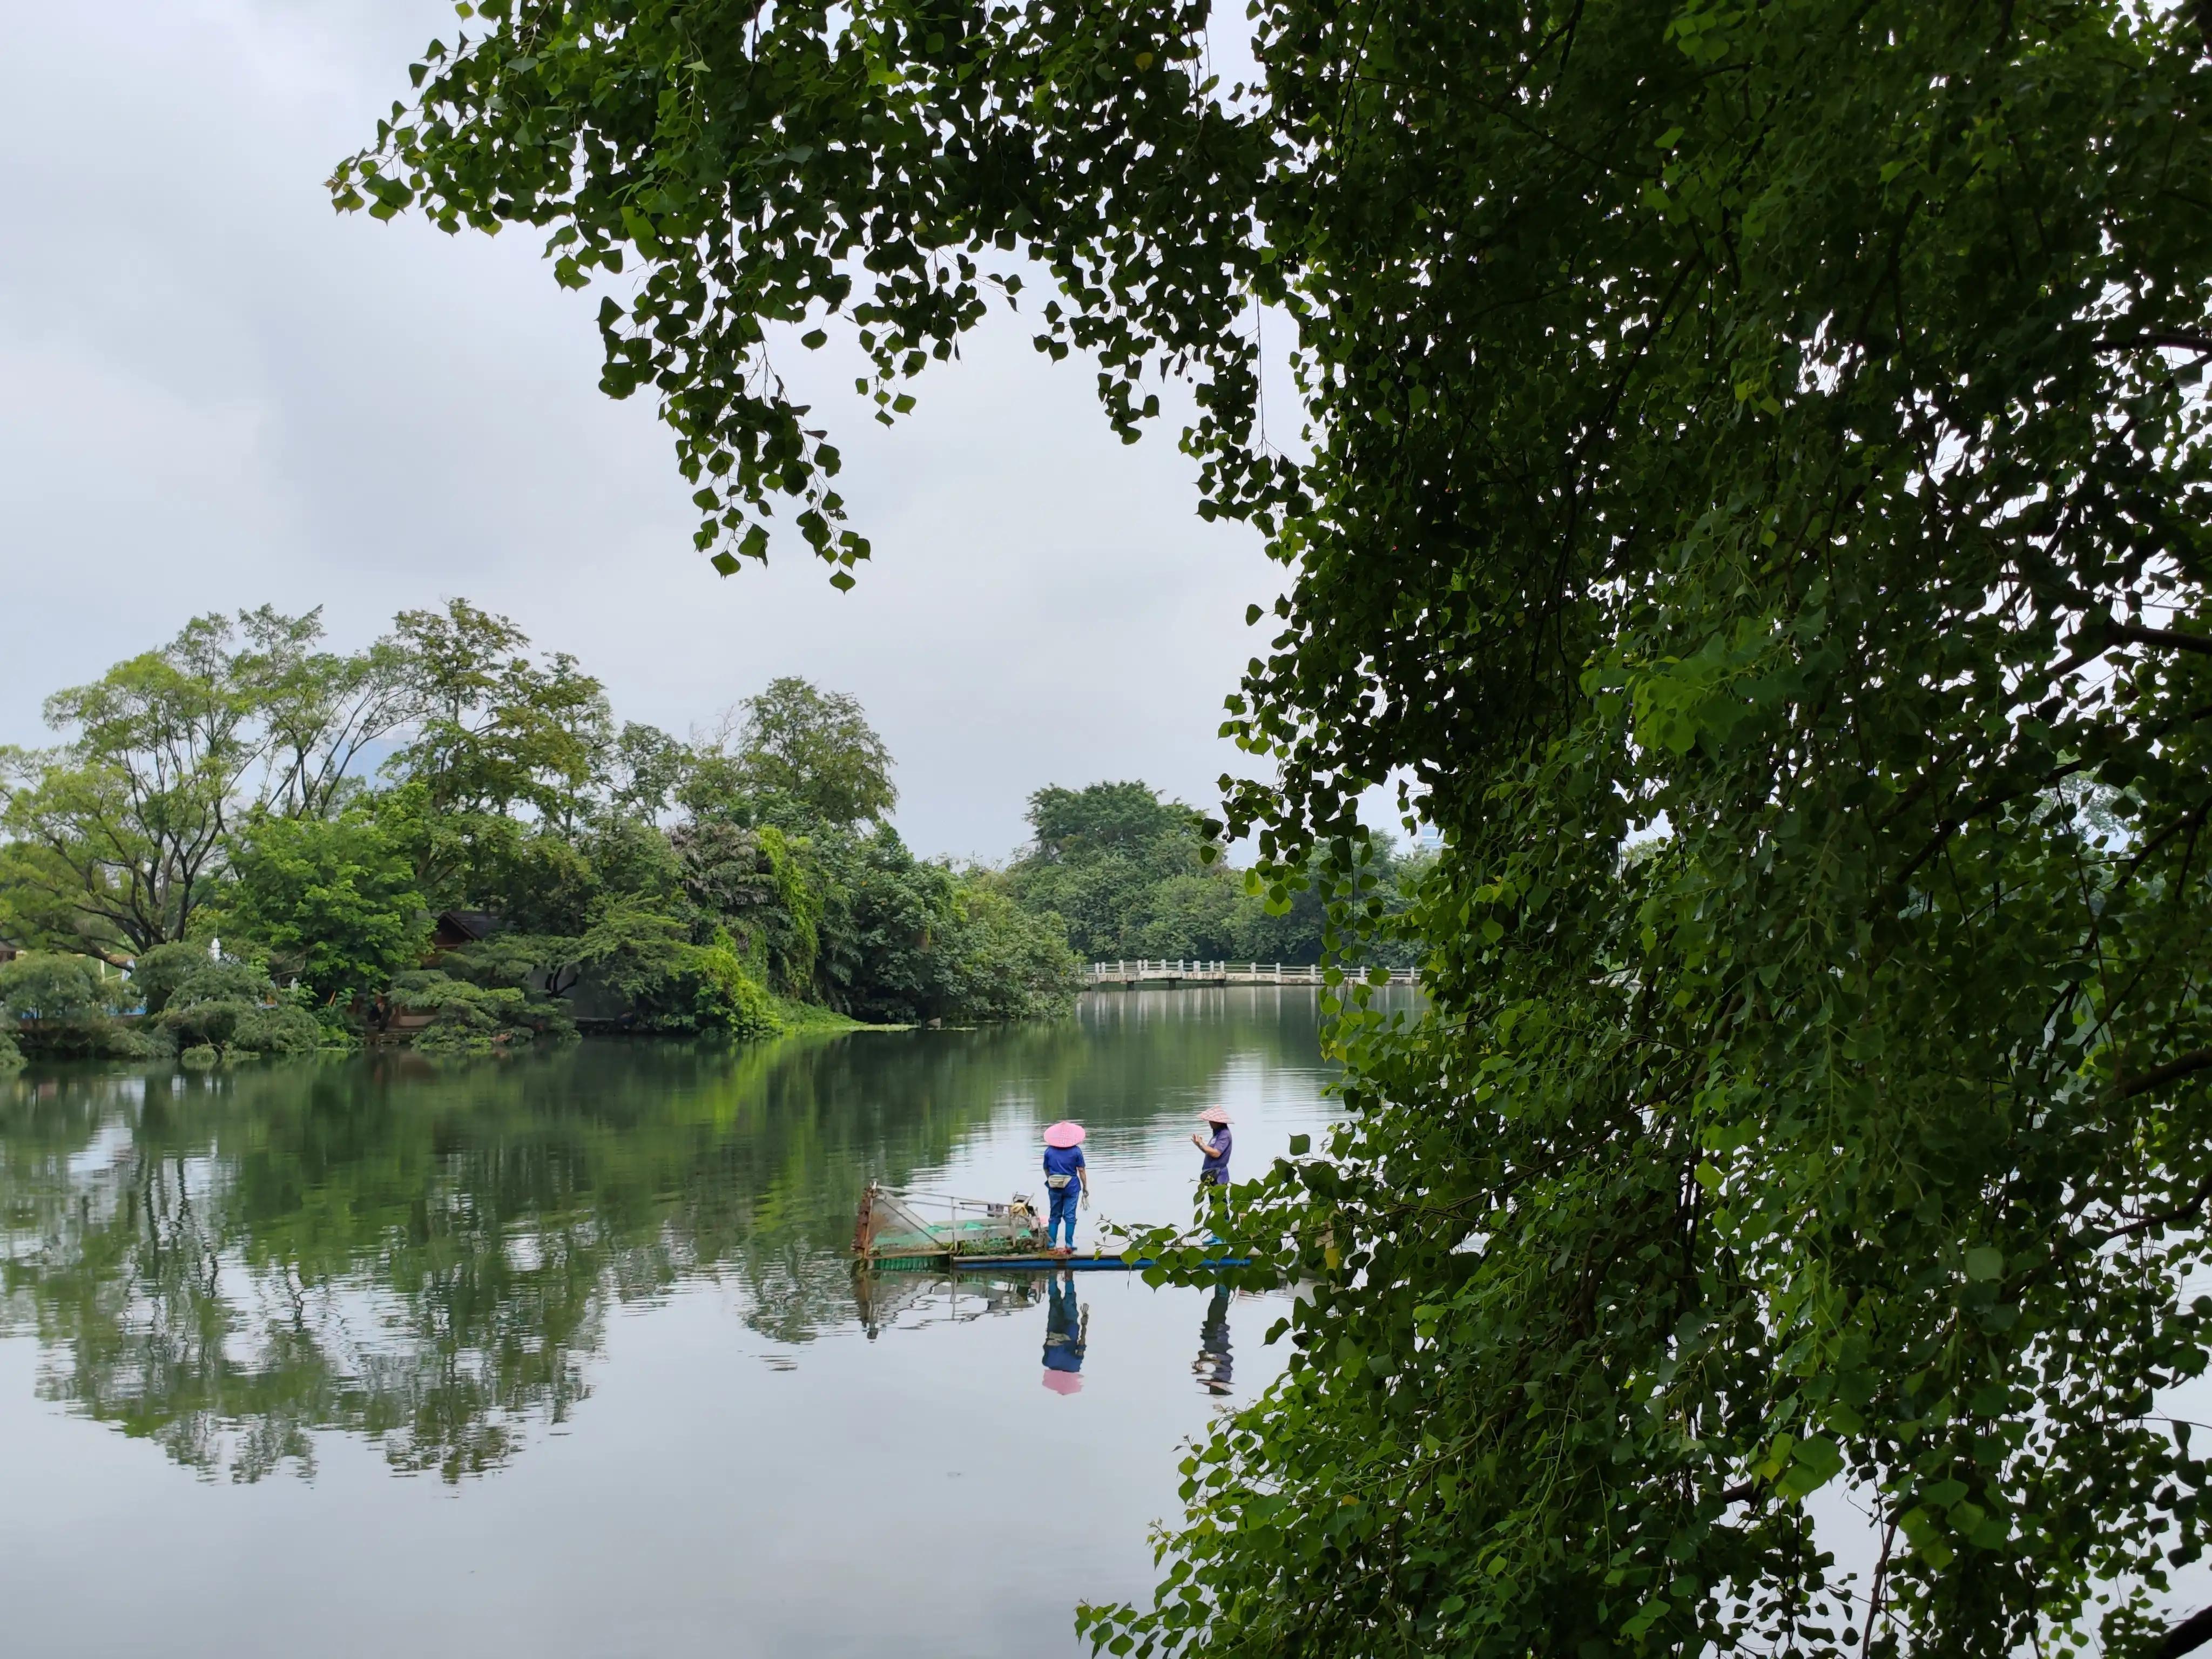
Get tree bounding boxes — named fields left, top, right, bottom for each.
left=0, top=607, right=414, bottom=954
left=606, top=721, right=690, bottom=822
left=730, top=677, right=895, bottom=827
left=386, top=599, right=611, bottom=825
left=222, top=810, right=431, bottom=1005
left=0, top=951, right=124, bottom=1056
left=232, top=605, right=418, bottom=821
left=0, top=952, right=116, bottom=1024
left=1, top=615, right=262, bottom=952
left=1027, top=783, right=1203, bottom=865
left=938, top=881, right=1084, bottom=1022
left=347, top=4, right=2212, bottom=1658
left=1007, top=782, right=1233, bottom=960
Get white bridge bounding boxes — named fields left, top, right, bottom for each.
left=1085, top=960, right=1420, bottom=988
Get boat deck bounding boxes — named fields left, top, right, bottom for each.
left=855, top=1182, right=1245, bottom=1273
left=866, top=1249, right=1249, bottom=1272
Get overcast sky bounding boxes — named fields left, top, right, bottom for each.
left=0, top=1, right=1297, bottom=862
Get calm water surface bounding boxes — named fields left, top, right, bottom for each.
left=0, top=989, right=1346, bottom=1657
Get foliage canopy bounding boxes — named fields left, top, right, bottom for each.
left=348, top=1, right=2212, bottom=1656
left=0, top=591, right=1074, bottom=1044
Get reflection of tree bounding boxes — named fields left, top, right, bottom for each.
left=0, top=990, right=1327, bottom=1481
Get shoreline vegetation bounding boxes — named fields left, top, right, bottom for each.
left=0, top=602, right=1427, bottom=1069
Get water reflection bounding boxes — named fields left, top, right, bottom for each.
left=0, top=990, right=1338, bottom=1482
left=1041, top=1272, right=1088, bottom=1394
left=1194, top=1283, right=1235, bottom=1397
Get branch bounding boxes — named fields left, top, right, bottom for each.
left=2108, top=621, right=2212, bottom=657
left=2098, top=331, right=2212, bottom=356
left=2155, top=1602, right=2212, bottom=1659
left=2114, top=1048, right=2212, bottom=1102
left=2072, top=1170, right=2212, bottom=1259
left=1862, top=1512, right=1899, bottom=1656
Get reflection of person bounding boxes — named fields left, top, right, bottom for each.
left=1191, top=1107, right=1232, bottom=1189
left=1193, top=1283, right=1233, bottom=1397
left=1041, top=1271, right=1088, bottom=1394
left=1042, top=1120, right=1089, bottom=1253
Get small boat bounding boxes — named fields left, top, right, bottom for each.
left=852, top=1181, right=1249, bottom=1272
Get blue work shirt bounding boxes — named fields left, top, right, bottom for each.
left=1201, top=1129, right=1231, bottom=1183
left=1043, top=1144, right=1085, bottom=1204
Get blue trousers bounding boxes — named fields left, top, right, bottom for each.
left=1049, top=1185, right=1079, bottom=1247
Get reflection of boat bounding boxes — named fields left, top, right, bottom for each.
left=852, top=1181, right=1251, bottom=1272
left=852, top=1266, right=1043, bottom=1338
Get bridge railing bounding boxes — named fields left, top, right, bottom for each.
left=1084, top=960, right=1420, bottom=987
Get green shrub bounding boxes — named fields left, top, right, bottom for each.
left=159, top=960, right=271, bottom=1050
left=0, top=952, right=117, bottom=1021
left=391, top=969, right=573, bottom=1055
left=679, top=941, right=784, bottom=1041
left=0, top=1024, right=22, bottom=1074
left=111, top=1024, right=177, bottom=1061
left=229, top=1002, right=321, bottom=1056
left=129, top=941, right=214, bottom=1017
left=311, top=1002, right=363, bottom=1051
left=156, top=961, right=324, bottom=1058
left=941, top=884, right=1084, bottom=1022
left=0, top=952, right=125, bottom=1056
left=179, top=1044, right=219, bottom=1069
left=222, top=810, right=431, bottom=1003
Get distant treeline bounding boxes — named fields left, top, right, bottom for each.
left=0, top=603, right=1421, bottom=1067
left=987, top=780, right=1430, bottom=968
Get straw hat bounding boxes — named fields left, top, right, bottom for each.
left=1198, top=1107, right=1232, bottom=1125
left=1043, top=1120, right=1086, bottom=1148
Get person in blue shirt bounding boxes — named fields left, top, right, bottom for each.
left=1041, top=1121, right=1089, bottom=1253
left=1191, top=1107, right=1232, bottom=1190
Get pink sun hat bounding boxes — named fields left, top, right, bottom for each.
left=1198, top=1107, right=1232, bottom=1125
left=1041, top=1368, right=1084, bottom=1395
left=1043, top=1121, right=1086, bottom=1149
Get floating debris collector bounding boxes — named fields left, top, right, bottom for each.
left=851, top=1181, right=1249, bottom=1272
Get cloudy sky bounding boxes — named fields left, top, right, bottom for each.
left=0, top=1, right=1295, bottom=862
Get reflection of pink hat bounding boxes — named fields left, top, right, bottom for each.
left=1041, top=1368, right=1084, bottom=1395
left=1043, top=1121, right=1085, bottom=1148
left=1198, top=1107, right=1232, bottom=1125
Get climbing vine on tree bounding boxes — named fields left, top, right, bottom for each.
left=343, top=2, right=2212, bottom=1655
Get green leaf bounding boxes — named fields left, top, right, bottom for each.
left=1775, top=1436, right=1843, bottom=1499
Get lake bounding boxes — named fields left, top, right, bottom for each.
left=0, top=988, right=1345, bottom=1658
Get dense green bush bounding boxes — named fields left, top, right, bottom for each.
left=161, top=960, right=322, bottom=1056
left=0, top=952, right=128, bottom=1056
left=222, top=810, right=430, bottom=1003
left=390, top=969, right=572, bottom=1055
left=129, top=941, right=213, bottom=1016
left=0, top=951, right=116, bottom=1022
left=674, top=940, right=784, bottom=1040
left=939, top=886, right=1083, bottom=1023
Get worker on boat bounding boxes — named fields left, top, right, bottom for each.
left=1041, top=1270, right=1088, bottom=1394
left=1191, top=1107, right=1232, bottom=1191
left=1042, top=1120, right=1089, bottom=1253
